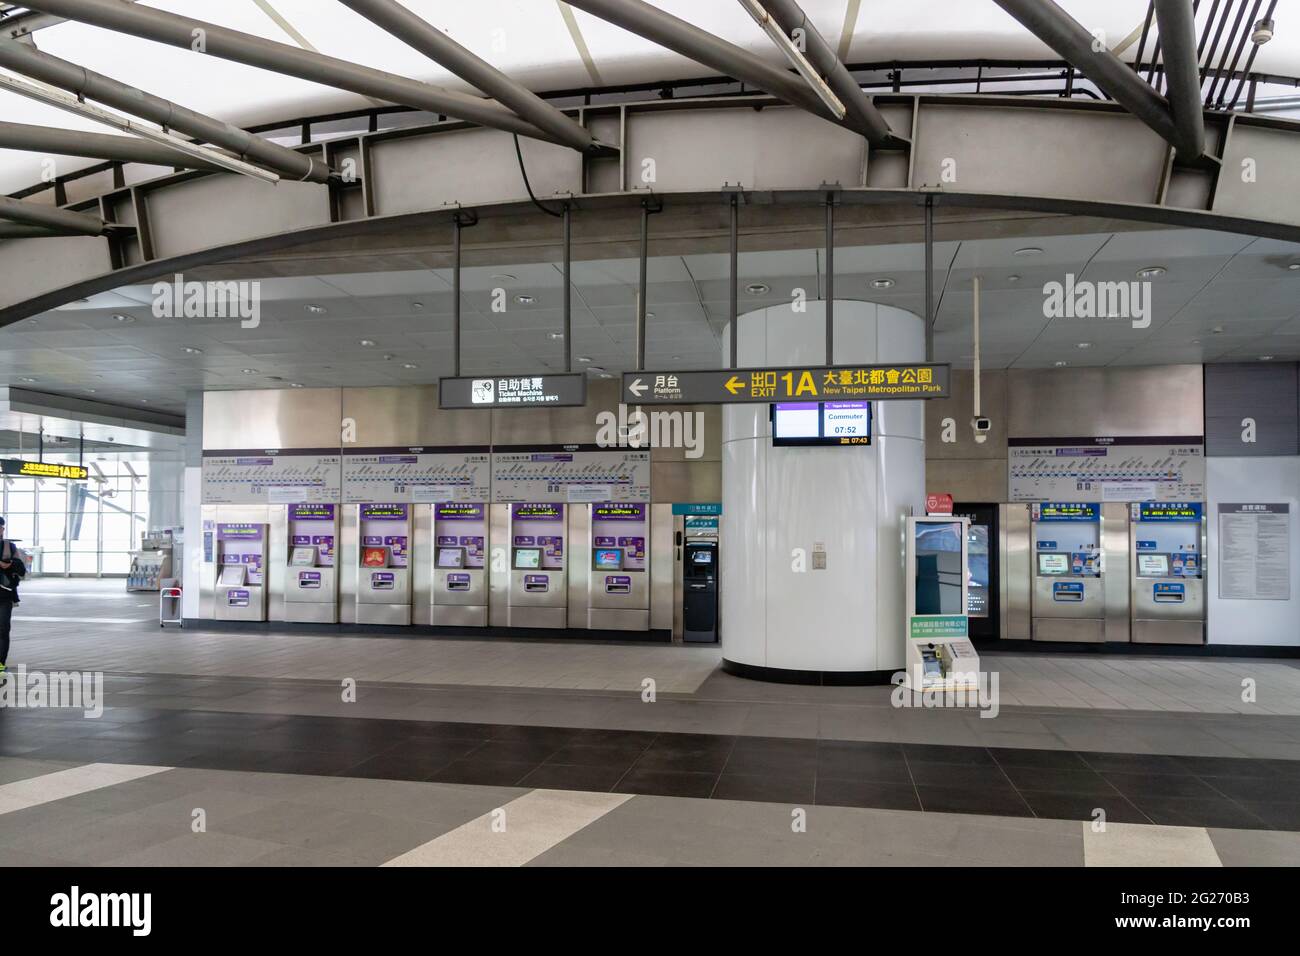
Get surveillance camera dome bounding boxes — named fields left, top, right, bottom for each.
left=1252, top=18, right=1274, bottom=44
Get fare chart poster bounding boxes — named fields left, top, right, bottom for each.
left=1008, top=437, right=1205, bottom=504
left=201, top=450, right=342, bottom=504
left=341, top=448, right=491, bottom=503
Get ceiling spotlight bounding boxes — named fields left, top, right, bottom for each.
left=1077, top=342, right=1092, bottom=349
left=516, top=294, right=535, bottom=305
left=1252, top=18, right=1275, bottom=44
left=113, top=313, right=134, bottom=324
left=1013, top=247, right=1043, bottom=257
left=1260, top=355, right=1275, bottom=361
left=548, top=332, right=564, bottom=340
left=746, top=283, right=770, bottom=295
left=400, top=363, right=417, bottom=369
left=85, top=388, right=96, bottom=393
left=645, top=312, right=655, bottom=319
left=577, top=356, right=592, bottom=363
left=359, top=339, right=376, bottom=347
left=290, top=382, right=304, bottom=388
left=599, top=373, right=614, bottom=379
left=871, top=278, right=896, bottom=289
left=1054, top=361, right=1068, bottom=367
left=181, top=346, right=203, bottom=354
left=1211, top=326, right=1224, bottom=334
left=1288, top=262, right=1300, bottom=271
left=241, top=368, right=258, bottom=374
left=1136, top=266, right=1167, bottom=279
left=139, top=399, right=149, bottom=404
left=412, top=302, right=424, bottom=311
left=383, top=353, right=395, bottom=361
left=1008, top=274, right=1022, bottom=283
left=306, top=304, right=327, bottom=314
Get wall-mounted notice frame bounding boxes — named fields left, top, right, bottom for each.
left=342, top=447, right=490, bottom=503
left=1009, top=437, right=1204, bottom=503
left=491, top=447, right=650, bottom=503
left=1218, top=503, right=1291, bottom=601
left=201, top=449, right=341, bottom=504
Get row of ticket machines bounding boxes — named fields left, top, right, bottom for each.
left=204, top=501, right=719, bottom=641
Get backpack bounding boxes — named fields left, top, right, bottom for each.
left=0, top=540, right=26, bottom=604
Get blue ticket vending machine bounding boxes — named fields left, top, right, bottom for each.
left=1129, top=502, right=1205, bottom=645
left=1030, top=502, right=1105, bottom=643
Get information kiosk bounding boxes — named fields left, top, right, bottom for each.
left=214, top=522, right=268, bottom=622
left=1129, top=502, right=1205, bottom=645
left=904, top=515, right=978, bottom=690
left=431, top=502, right=488, bottom=627
left=507, top=503, right=567, bottom=628
left=356, top=503, right=412, bottom=625
left=587, top=502, right=649, bottom=630
left=1030, top=502, right=1105, bottom=642
left=284, top=504, right=338, bottom=623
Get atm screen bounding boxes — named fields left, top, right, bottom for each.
left=513, top=548, right=542, bottom=570
left=361, top=546, right=390, bottom=568
left=691, top=550, right=713, bottom=565
left=1037, top=553, right=1069, bottom=575
left=437, top=547, right=465, bottom=569
left=593, top=548, right=623, bottom=571
left=1137, top=553, right=1169, bottom=577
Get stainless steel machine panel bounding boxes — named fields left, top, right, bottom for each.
left=356, top=566, right=412, bottom=625
left=650, top=505, right=675, bottom=635
left=1102, top=502, right=1132, bottom=643
left=1029, top=504, right=1106, bottom=643
left=1130, top=504, right=1206, bottom=645
left=588, top=572, right=649, bottom=630
left=999, top=503, right=1031, bottom=641
left=214, top=584, right=267, bottom=622
left=339, top=506, right=359, bottom=624
left=267, top=507, right=288, bottom=622
left=507, top=568, right=567, bottom=628
left=285, top=567, right=338, bottom=623
left=488, top=504, right=509, bottom=627
left=412, top=504, right=433, bottom=626
left=1031, top=576, right=1106, bottom=642
left=432, top=568, right=488, bottom=627
left=567, top=505, right=591, bottom=629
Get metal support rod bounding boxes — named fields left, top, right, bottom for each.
left=0, top=194, right=107, bottom=236
left=991, top=0, right=1197, bottom=161
left=1213, top=0, right=1263, bottom=109
left=1205, top=0, right=1253, bottom=107
left=0, top=119, right=222, bottom=171
left=1154, top=0, right=1208, bottom=159
left=758, top=0, right=901, bottom=146
left=38, top=427, right=44, bottom=463
left=924, top=195, right=934, bottom=362
left=825, top=193, right=834, bottom=365
left=636, top=203, right=649, bottom=372
left=0, top=223, right=78, bottom=240
left=0, top=40, right=324, bottom=182
left=78, top=432, right=83, bottom=469
left=563, top=203, right=572, bottom=374
left=453, top=215, right=463, bottom=379
left=22, top=0, right=562, bottom=147
left=338, top=0, right=600, bottom=154
left=729, top=193, right=739, bottom=370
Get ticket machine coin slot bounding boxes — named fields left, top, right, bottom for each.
left=524, top=574, right=549, bottom=593
left=1053, top=582, right=1085, bottom=603
left=604, top=574, right=632, bottom=595
left=446, top=572, right=471, bottom=593
left=1153, top=582, right=1185, bottom=604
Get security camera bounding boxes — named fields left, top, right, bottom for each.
left=1252, top=18, right=1274, bottom=45
left=971, top=416, right=992, bottom=444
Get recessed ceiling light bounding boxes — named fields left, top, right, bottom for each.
left=1054, top=360, right=1068, bottom=367
left=1077, top=342, right=1092, bottom=349
left=290, top=382, right=304, bottom=388
left=402, top=363, right=418, bottom=369
left=383, top=353, right=395, bottom=361
left=871, top=278, right=895, bottom=289
left=745, top=283, right=770, bottom=295
left=1288, top=262, right=1300, bottom=271
left=1008, top=274, right=1022, bottom=283
left=548, top=332, right=564, bottom=340
left=113, top=313, right=134, bottom=323
left=181, top=346, right=203, bottom=354
left=1260, top=355, right=1275, bottom=361
left=672, top=355, right=681, bottom=360
left=587, top=366, right=606, bottom=374
left=242, top=368, right=258, bottom=374
left=577, top=356, right=592, bottom=363
left=139, top=399, right=149, bottom=404
left=1211, top=326, right=1224, bottom=334
left=306, top=304, right=327, bottom=314
left=1136, top=266, right=1167, bottom=278
left=599, top=373, right=614, bottom=379
left=412, top=302, right=424, bottom=311
left=85, top=388, right=96, bottom=393
left=359, top=339, right=376, bottom=347
left=645, top=312, right=655, bottom=319
left=1013, top=247, right=1043, bottom=257
left=516, top=294, right=535, bottom=305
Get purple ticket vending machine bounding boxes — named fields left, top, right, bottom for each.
left=356, top=503, right=412, bottom=625
left=588, top=502, right=650, bottom=630
left=214, top=522, right=269, bottom=622
left=507, top=503, right=567, bottom=628
left=284, top=503, right=338, bottom=623
left=431, top=502, right=488, bottom=627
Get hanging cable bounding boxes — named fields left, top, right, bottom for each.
left=513, top=134, right=564, bottom=218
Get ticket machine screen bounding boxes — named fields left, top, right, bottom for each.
left=1038, top=553, right=1069, bottom=575
left=1137, top=553, right=1170, bottom=577
left=361, top=546, right=390, bottom=568
left=593, top=548, right=623, bottom=571
left=513, top=548, right=542, bottom=570
left=437, top=547, right=465, bottom=569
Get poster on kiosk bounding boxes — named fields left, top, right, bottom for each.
left=904, top=513, right=980, bottom=692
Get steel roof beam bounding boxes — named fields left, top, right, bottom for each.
left=0, top=119, right=222, bottom=171
left=0, top=0, right=137, bottom=40
left=0, top=40, right=327, bottom=182
left=0, top=194, right=107, bottom=235
left=992, top=0, right=1200, bottom=162
left=751, top=0, right=902, bottom=146
left=1154, top=0, right=1207, bottom=160
left=338, top=0, right=603, bottom=154
left=21, top=0, right=567, bottom=148
left=0, top=223, right=75, bottom=239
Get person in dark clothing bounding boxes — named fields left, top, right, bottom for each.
left=0, top=517, right=26, bottom=672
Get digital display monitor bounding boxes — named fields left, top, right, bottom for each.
left=1037, top=553, right=1070, bottom=576
left=593, top=548, right=623, bottom=571
left=290, top=547, right=317, bottom=567
left=513, top=547, right=542, bottom=570
left=771, top=402, right=871, bottom=446
left=361, top=546, right=390, bottom=568
left=437, top=547, right=465, bottom=569
left=218, top=564, right=247, bottom=586
left=691, top=550, right=713, bottom=565
left=1137, top=553, right=1170, bottom=577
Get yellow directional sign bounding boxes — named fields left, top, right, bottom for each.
left=623, top=363, right=951, bottom=405
left=0, top=458, right=89, bottom=480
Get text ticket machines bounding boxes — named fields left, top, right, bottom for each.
left=1130, top=502, right=1205, bottom=645
left=904, top=515, right=979, bottom=691
left=1031, top=502, right=1104, bottom=642
left=357, top=503, right=412, bottom=625
left=286, top=503, right=338, bottom=623
left=589, top=503, right=650, bottom=630
left=215, top=522, right=268, bottom=622
left=508, top=503, right=567, bottom=628
left=432, top=502, right=488, bottom=627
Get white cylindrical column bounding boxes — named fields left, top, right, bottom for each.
left=720, top=299, right=926, bottom=682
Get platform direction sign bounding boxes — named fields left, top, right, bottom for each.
left=622, top=363, right=950, bottom=405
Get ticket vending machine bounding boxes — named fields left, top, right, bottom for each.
left=1130, top=502, right=1206, bottom=645
left=904, top=515, right=979, bottom=690
left=431, top=502, right=488, bottom=627
left=356, top=503, right=412, bottom=625
left=285, top=503, right=338, bottom=623
left=507, top=502, right=567, bottom=628
left=588, top=502, right=650, bottom=630
left=214, top=522, right=268, bottom=622
left=1030, top=502, right=1105, bottom=642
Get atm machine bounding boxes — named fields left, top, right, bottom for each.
left=284, top=504, right=338, bottom=623
left=682, top=540, right=719, bottom=643
left=355, top=503, right=412, bottom=625
left=431, top=502, right=488, bottom=627
left=507, top=502, right=567, bottom=628
left=214, top=522, right=268, bottom=621
left=1130, top=502, right=1205, bottom=645
left=1030, top=502, right=1105, bottom=642
left=587, top=503, right=650, bottom=630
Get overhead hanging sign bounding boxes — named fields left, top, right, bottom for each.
left=439, top=373, right=587, bottom=409
left=622, top=364, right=950, bottom=405
left=0, top=459, right=88, bottom=480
